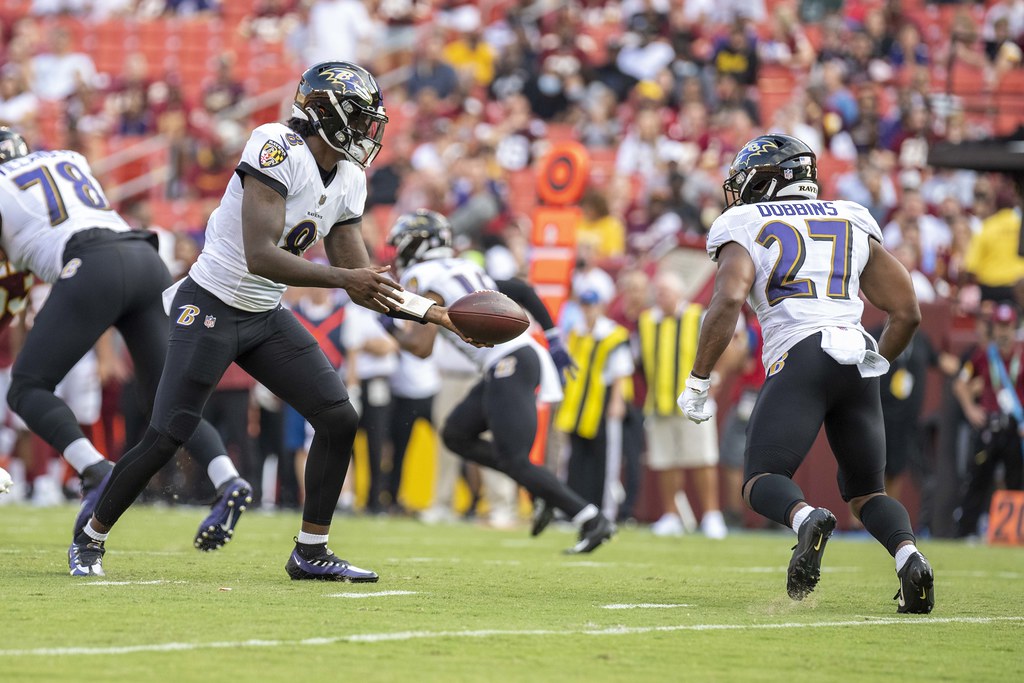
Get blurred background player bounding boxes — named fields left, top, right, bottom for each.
left=387, top=209, right=614, bottom=553
left=556, top=287, right=633, bottom=514
left=679, top=133, right=934, bottom=613
left=0, top=127, right=249, bottom=562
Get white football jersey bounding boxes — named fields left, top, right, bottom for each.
left=706, top=199, right=883, bottom=371
left=400, top=257, right=564, bottom=403
left=189, top=123, right=367, bottom=312
left=0, top=150, right=129, bottom=282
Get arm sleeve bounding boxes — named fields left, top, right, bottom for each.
left=495, top=278, right=555, bottom=330
left=235, top=126, right=299, bottom=199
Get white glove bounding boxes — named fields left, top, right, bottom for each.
left=678, top=374, right=713, bottom=423
left=0, top=467, right=13, bottom=495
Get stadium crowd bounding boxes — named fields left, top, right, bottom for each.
left=1, top=0, right=1023, bottom=540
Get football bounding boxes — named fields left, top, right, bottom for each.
left=447, top=290, right=530, bottom=345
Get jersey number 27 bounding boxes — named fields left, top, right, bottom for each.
left=756, top=219, right=852, bottom=306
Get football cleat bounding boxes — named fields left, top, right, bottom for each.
left=68, top=536, right=105, bottom=577
left=894, top=552, right=935, bottom=614
left=194, top=478, right=253, bottom=551
left=530, top=498, right=554, bottom=537
left=72, top=459, right=114, bottom=541
left=566, top=514, right=615, bottom=554
left=285, top=542, right=379, bottom=582
left=787, top=507, right=836, bottom=600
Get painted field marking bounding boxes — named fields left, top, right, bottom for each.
left=2, top=616, right=1020, bottom=657
left=602, top=604, right=693, bottom=610
left=74, top=580, right=188, bottom=587
left=327, top=591, right=420, bottom=599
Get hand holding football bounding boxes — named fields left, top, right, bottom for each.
left=447, top=290, right=529, bottom=345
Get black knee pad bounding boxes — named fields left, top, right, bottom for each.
left=6, top=374, right=50, bottom=413
left=308, top=400, right=359, bottom=439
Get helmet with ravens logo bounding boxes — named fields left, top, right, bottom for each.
left=387, top=210, right=454, bottom=269
left=292, top=61, right=388, bottom=168
left=723, top=134, right=818, bottom=208
left=0, top=127, right=29, bottom=164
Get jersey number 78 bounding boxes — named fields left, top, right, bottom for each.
left=13, top=162, right=110, bottom=226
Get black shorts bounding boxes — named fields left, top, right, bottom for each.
left=152, top=277, right=349, bottom=442
left=744, top=333, right=886, bottom=501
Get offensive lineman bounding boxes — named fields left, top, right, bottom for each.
left=75, top=62, right=473, bottom=581
left=387, top=210, right=616, bottom=554
left=677, top=134, right=934, bottom=613
left=0, top=128, right=251, bottom=571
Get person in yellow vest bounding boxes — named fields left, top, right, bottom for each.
left=639, top=272, right=729, bottom=539
left=556, top=289, right=634, bottom=510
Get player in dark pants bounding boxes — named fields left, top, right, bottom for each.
left=10, top=233, right=247, bottom=552
left=679, top=133, right=933, bottom=613
left=0, top=129, right=248, bottom=567
left=73, top=62, right=473, bottom=580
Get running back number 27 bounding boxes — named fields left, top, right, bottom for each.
left=755, top=219, right=853, bottom=306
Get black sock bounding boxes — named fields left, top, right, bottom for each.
left=858, top=495, right=915, bottom=557
left=747, top=474, right=807, bottom=527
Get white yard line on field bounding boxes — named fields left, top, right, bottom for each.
left=2, top=617, right=1021, bottom=657
left=74, top=580, right=188, bottom=586
left=601, top=604, right=694, bottom=609
left=326, top=591, right=420, bottom=598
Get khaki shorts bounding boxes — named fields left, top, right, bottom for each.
left=645, top=413, right=719, bottom=470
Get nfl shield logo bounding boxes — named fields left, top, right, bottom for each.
left=319, top=194, right=327, bottom=205
left=204, top=315, right=217, bottom=329
left=783, top=168, right=794, bottom=180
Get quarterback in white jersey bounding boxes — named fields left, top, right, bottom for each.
left=387, top=210, right=616, bottom=554
left=78, top=62, right=470, bottom=583
left=678, top=134, right=934, bottom=613
left=0, top=127, right=245, bottom=575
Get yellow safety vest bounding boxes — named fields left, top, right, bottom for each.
left=556, top=324, right=630, bottom=439
left=638, top=304, right=703, bottom=417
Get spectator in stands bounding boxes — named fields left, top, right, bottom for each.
left=616, top=28, right=676, bottom=83
left=683, top=0, right=765, bottom=26
left=758, top=4, right=815, bottom=71
left=985, top=16, right=1024, bottom=80
left=713, top=21, right=759, bottom=87
left=111, top=54, right=152, bottom=136
left=711, top=73, right=760, bottom=125
left=407, top=37, right=460, bottom=100
left=443, top=25, right=498, bottom=88
left=164, top=0, right=219, bottom=15
left=577, top=84, right=622, bottom=148
left=862, top=6, right=896, bottom=58
left=201, top=54, right=244, bottom=117
left=614, top=106, right=684, bottom=187
left=964, top=189, right=1024, bottom=303
left=578, top=189, right=625, bottom=260
left=984, top=0, right=1024, bottom=43
left=591, top=37, right=638, bottom=102
left=30, top=26, right=96, bottom=102
left=889, top=21, right=929, bottom=68
left=883, top=187, right=951, bottom=277
left=836, top=151, right=898, bottom=224
left=0, top=65, right=39, bottom=133
left=303, top=0, right=379, bottom=66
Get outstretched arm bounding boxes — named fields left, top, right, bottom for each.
left=495, top=278, right=555, bottom=330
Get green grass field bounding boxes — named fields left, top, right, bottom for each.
left=1, top=504, right=1022, bottom=683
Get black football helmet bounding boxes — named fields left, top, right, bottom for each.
left=723, top=134, right=818, bottom=208
left=0, top=127, right=29, bottom=164
left=292, top=61, right=388, bottom=168
left=387, top=210, right=454, bottom=269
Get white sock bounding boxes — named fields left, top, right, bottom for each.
left=207, top=455, right=239, bottom=489
left=63, top=438, right=105, bottom=474
left=895, top=544, right=919, bottom=572
left=297, top=531, right=329, bottom=545
left=572, top=504, right=599, bottom=526
left=791, top=505, right=814, bottom=534
left=83, top=522, right=108, bottom=542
